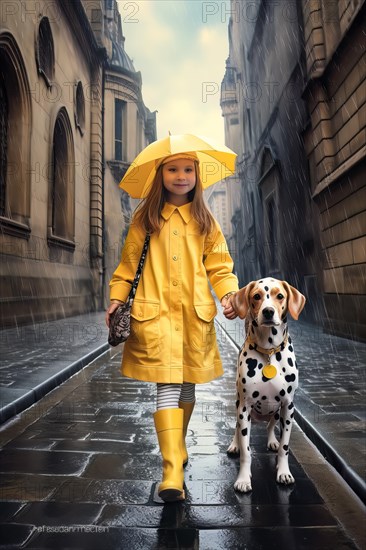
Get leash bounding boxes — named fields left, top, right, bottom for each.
left=245, top=334, right=289, bottom=379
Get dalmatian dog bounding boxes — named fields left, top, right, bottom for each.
left=227, top=278, right=306, bottom=493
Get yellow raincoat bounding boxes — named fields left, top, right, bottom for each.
left=109, top=202, right=239, bottom=384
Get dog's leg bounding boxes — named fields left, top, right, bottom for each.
left=276, top=401, right=295, bottom=484
left=227, top=421, right=240, bottom=455
left=234, top=404, right=252, bottom=492
left=267, top=413, right=280, bottom=451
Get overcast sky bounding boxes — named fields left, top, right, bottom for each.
left=118, top=0, right=231, bottom=143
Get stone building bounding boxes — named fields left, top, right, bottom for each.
left=222, top=0, right=365, bottom=340
left=301, top=0, right=365, bottom=339
left=0, top=0, right=155, bottom=328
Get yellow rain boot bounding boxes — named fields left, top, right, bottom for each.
left=153, top=408, right=185, bottom=502
left=179, top=400, right=195, bottom=466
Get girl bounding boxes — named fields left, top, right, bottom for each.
left=106, top=152, right=238, bottom=502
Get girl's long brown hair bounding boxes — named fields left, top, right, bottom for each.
left=133, top=162, right=215, bottom=235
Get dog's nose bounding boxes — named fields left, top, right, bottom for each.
left=263, top=307, right=275, bottom=320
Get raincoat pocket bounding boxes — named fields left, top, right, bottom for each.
left=190, top=302, right=217, bottom=351
left=130, top=299, right=160, bottom=348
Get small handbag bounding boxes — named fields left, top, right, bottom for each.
left=108, top=234, right=150, bottom=346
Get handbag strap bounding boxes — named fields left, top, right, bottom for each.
left=128, top=233, right=150, bottom=301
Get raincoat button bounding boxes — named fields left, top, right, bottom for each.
left=175, top=325, right=179, bottom=331
left=173, top=230, right=178, bottom=235
left=172, top=255, right=178, bottom=261
left=138, top=312, right=143, bottom=317
left=172, top=280, right=178, bottom=286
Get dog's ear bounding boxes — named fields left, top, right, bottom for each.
left=281, top=282, right=306, bottom=320
left=232, top=281, right=256, bottom=319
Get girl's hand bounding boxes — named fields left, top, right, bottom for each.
left=221, top=294, right=237, bottom=320
left=105, top=301, right=123, bottom=328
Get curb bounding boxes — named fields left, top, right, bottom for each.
left=216, top=320, right=366, bottom=505
left=0, top=343, right=110, bottom=424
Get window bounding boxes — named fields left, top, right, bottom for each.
left=0, top=31, right=31, bottom=238
left=0, top=78, right=8, bottom=216
left=75, top=81, right=85, bottom=135
left=115, top=99, right=126, bottom=161
left=36, top=17, right=55, bottom=87
left=49, top=108, right=75, bottom=248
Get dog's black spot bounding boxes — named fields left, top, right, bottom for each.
left=286, top=420, right=291, bottom=425
left=288, top=336, right=292, bottom=344
left=286, top=451, right=289, bottom=455
left=283, top=444, right=289, bottom=451
left=242, top=406, right=246, bottom=412
left=262, top=395, right=267, bottom=400
left=280, top=389, right=286, bottom=396
left=290, top=412, right=294, bottom=418
left=288, top=345, right=293, bottom=352
left=259, top=280, right=263, bottom=283
left=248, top=414, right=251, bottom=421
left=285, top=373, right=296, bottom=382
left=264, top=286, right=269, bottom=291
left=295, top=361, right=298, bottom=369
left=262, top=376, right=270, bottom=382
left=246, top=358, right=257, bottom=378
left=258, top=363, right=263, bottom=369
left=280, top=417, right=284, bottom=428
left=287, top=358, right=294, bottom=367
left=280, top=342, right=285, bottom=351
left=268, top=337, right=273, bottom=344
left=240, top=361, right=242, bottom=366
left=252, top=391, right=259, bottom=398
left=242, top=377, right=246, bottom=384
left=276, top=352, right=282, bottom=361
left=239, top=414, right=243, bottom=419
left=288, top=402, right=294, bottom=410
left=252, top=320, right=258, bottom=327
left=236, top=400, right=239, bottom=408
left=243, top=388, right=246, bottom=393
left=275, top=413, right=280, bottom=420
left=267, top=294, right=270, bottom=299
left=282, top=368, right=286, bottom=372
left=283, top=316, right=288, bottom=323
left=275, top=396, right=280, bottom=402
left=249, top=344, right=255, bottom=350
left=243, top=352, right=247, bottom=357
left=272, top=327, right=277, bottom=335
left=287, top=385, right=293, bottom=393
left=247, top=446, right=250, bottom=451
left=241, top=428, right=247, bottom=436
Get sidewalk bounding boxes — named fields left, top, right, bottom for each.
left=214, top=302, right=366, bottom=504
left=0, top=312, right=109, bottom=423
left=0, top=307, right=365, bottom=504
left=0, top=321, right=364, bottom=548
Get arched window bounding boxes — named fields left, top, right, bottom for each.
left=0, top=31, right=31, bottom=238
left=49, top=108, right=75, bottom=248
left=0, top=78, right=8, bottom=216
left=75, top=81, right=85, bottom=135
left=36, top=17, right=55, bottom=87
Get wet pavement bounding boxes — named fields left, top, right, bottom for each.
left=0, top=314, right=365, bottom=549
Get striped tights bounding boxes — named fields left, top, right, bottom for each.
left=156, top=383, right=195, bottom=410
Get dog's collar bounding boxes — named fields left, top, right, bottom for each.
left=245, top=334, right=288, bottom=358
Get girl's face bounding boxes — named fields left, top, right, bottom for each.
left=162, top=159, right=196, bottom=206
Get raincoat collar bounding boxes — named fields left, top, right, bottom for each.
left=161, top=202, right=192, bottom=224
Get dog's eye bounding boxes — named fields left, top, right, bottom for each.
left=253, top=294, right=261, bottom=300
left=277, top=293, right=284, bottom=300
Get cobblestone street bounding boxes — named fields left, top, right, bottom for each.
left=0, top=326, right=364, bottom=549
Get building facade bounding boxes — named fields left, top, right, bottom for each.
left=0, top=0, right=155, bottom=327
left=301, top=0, right=365, bottom=339
left=222, top=0, right=365, bottom=340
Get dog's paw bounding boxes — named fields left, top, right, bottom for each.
left=227, top=442, right=240, bottom=455
left=276, top=471, right=295, bottom=485
left=234, top=479, right=252, bottom=493
left=267, top=439, right=280, bottom=452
